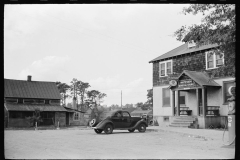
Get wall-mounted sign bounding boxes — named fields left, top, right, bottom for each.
left=169, top=80, right=177, bottom=86
left=178, top=79, right=195, bottom=88
left=228, top=86, right=235, bottom=96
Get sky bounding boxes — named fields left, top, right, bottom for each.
left=4, top=4, right=204, bottom=106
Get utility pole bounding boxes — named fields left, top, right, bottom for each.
left=121, top=90, right=122, bottom=110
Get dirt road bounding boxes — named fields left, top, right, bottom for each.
left=4, top=129, right=235, bottom=159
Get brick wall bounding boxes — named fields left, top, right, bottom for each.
left=152, top=49, right=234, bottom=87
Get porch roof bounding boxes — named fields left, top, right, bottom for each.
left=5, top=103, right=67, bottom=112
left=179, top=70, right=221, bottom=87
left=64, top=107, right=84, bottom=113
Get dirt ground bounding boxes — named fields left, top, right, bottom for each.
left=4, top=129, right=235, bottom=159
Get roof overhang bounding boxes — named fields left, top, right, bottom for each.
left=169, top=70, right=221, bottom=91
left=5, top=103, right=67, bottom=112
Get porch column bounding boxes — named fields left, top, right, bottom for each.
left=202, top=87, right=207, bottom=128
left=196, top=88, right=199, bottom=116
left=202, top=87, right=207, bottom=117
left=176, top=90, right=180, bottom=116
left=172, top=90, right=175, bottom=116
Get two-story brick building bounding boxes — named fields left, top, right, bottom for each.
left=4, top=76, right=67, bottom=128
left=149, top=42, right=235, bottom=129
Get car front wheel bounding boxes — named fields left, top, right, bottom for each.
left=94, top=129, right=103, bottom=134
left=128, top=129, right=135, bottom=132
left=104, top=124, right=113, bottom=134
left=138, top=123, right=146, bottom=133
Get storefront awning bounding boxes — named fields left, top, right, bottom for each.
left=5, top=103, right=67, bottom=112
left=169, top=70, right=221, bottom=90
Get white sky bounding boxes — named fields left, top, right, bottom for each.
left=4, top=4, right=204, bottom=106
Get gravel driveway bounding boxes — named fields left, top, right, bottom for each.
left=4, top=129, right=235, bottom=159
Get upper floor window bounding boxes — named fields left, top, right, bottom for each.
left=5, top=98, right=18, bottom=103
left=50, top=100, right=60, bottom=105
left=205, top=50, right=224, bottom=70
left=159, top=60, right=172, bottom=77
left=23, top=99, right=45, bottom=104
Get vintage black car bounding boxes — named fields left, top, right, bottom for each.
left=90, top=110, right=148, bottom=134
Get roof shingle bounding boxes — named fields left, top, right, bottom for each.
left=149, top=43, right=218, bottom=63
left=4, top=79, right=61, bottom=99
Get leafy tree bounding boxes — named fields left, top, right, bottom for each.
left=136, top=102, right=144, bottom=109
left=146, top=89, right=153, bottom=106
left=86, top=90, right=107, bottom=106
left=26, top=109, right=43, bottom=128
left=56, top=81, right=70, bottom=106
left=174, top=4, right=235, bottom=77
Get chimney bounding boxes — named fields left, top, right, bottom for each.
left=27, top=75, right=32, bottom=82
left=72, top=97, right=77, bottom=110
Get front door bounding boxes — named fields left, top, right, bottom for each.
left=66, top=112, right=69, bottom=126
left=111, top=111, right=122, bottom=128
left=121, top=111, right=132, bottom=128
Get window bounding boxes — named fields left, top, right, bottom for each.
left=50, top=100, right=60, bottom=105
left=5, top=98, right=18, bottom=103
left=35, top=99, right=45, bottom=104
left=159, top=60, right=172, bottom=77
left=223, top=81, right=235, bottom=104
left=122, top=112, right=130, bottom=118
left=23, top=99, right=35, bottom=104
left=9, top=112, right=22, bottom=118
left=114, top=112, right=122, bottom=118
left=162, top=88, right=170, bottom=106
left=179, top=91, right=186, bottom=106
left=206, top=50, right=224, bottom=69
left=74, top=112, right=80, bottom=120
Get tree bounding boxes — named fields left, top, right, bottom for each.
left=174, top=4, right=235, bottom=77
left=86, top=90, right=107, bottom=106
left=146, top=89, right=153, bottom=106
left=56, top=81, right=70, bottom=106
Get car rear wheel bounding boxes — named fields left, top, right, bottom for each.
left=94, top=129, right=103, bottom=134
left=128, top=129, right=135, bottom=132
left=104, top=124, right=113, bottom=134
left=138, top=123, right=146, bottom=133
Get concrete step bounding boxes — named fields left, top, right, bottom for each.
left=173, top=120, right=195, bottom=123
left=171, top=122, right=192, bottom=125
left=169, top=124, right=189, bottom=128
left=173, top=117, right=196, bottom=121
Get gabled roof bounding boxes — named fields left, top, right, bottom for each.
left=5, top=103, right=67, bottom=112
left=179, top=70, right=221, bottom=87
left=4, top=79, right=61, bottom=99
left=149, top=43, right=218, bottom=63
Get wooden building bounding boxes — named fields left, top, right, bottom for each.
left=149, top=42, right=235, bottom=129
left=4, top=76, right=67, bottom=128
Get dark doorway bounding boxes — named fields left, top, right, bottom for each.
left=66, top=112, right=69, bottom=126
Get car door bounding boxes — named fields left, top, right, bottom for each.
left=121, top=111, right=132, bottom=128
left=111, top=111, right=122, bottom=128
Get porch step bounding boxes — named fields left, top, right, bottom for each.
left=169, top=124, right=189, bottom=128
left=169, top=116, right=197, bottom=128
left=171, top=122, right=192, bottom=125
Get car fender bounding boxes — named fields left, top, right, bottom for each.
left=95, top=119, right=114, bottom=130
left=131, top=119, right=148, bottom=129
